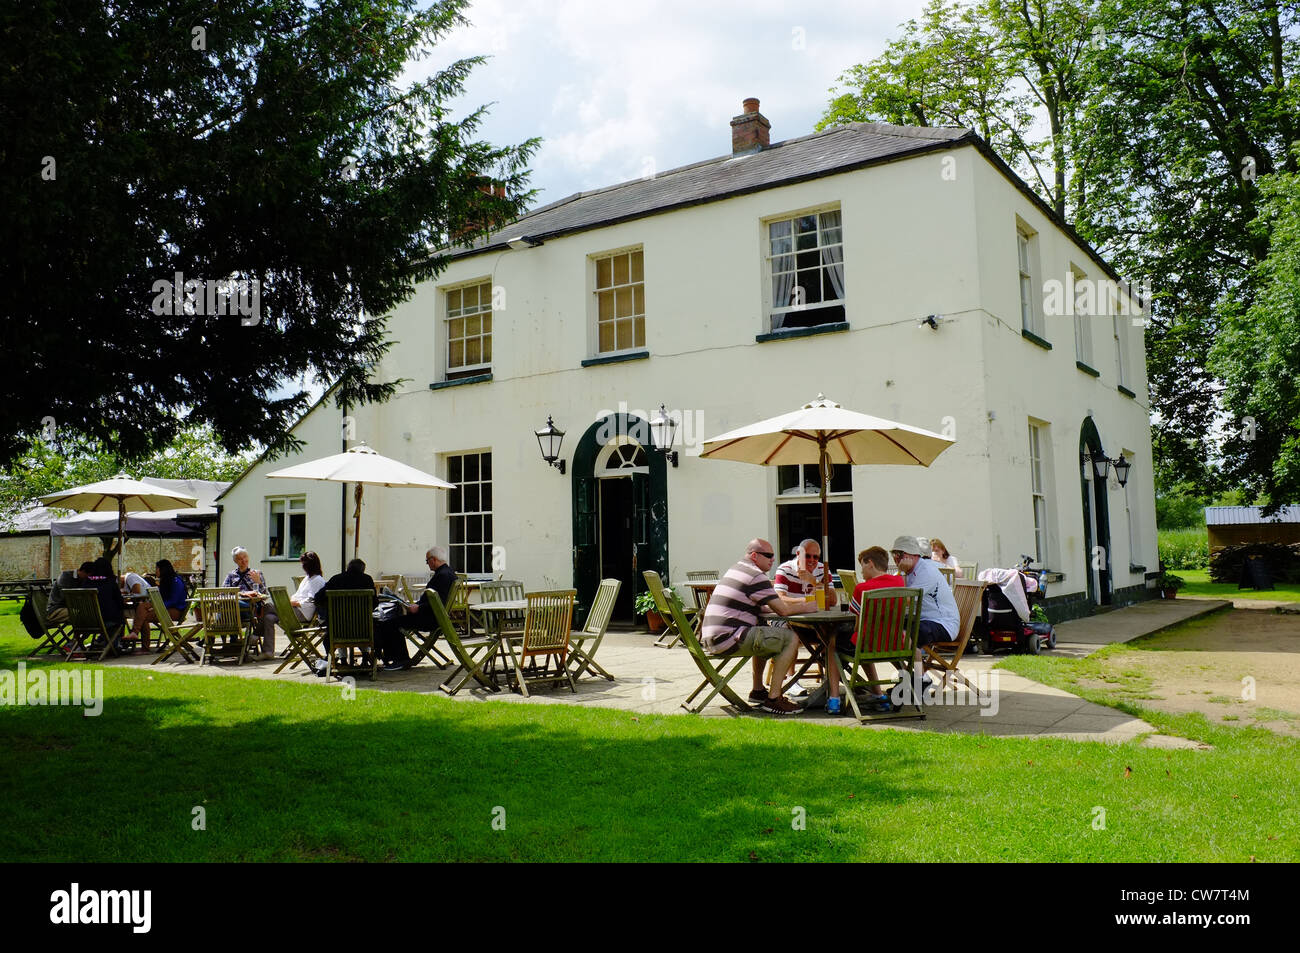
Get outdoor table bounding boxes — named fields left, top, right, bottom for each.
left=674, top=580, right=718, bottom=635
left=784, top=606, right=856, bottom=704
left=468, top=600, right=528, bottom=682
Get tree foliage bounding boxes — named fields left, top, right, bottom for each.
left=0, top=425, right=258, bottom=530
left=820, top=0, right=1300, bottom=498
left=0, top=0, right=538, bottom=466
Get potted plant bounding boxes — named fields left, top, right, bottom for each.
left=1156, top=571, right=1185, bottom=599
left=634, top=590, right=666, bottom=632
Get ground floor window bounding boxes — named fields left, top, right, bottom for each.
left=775, top=463, right=853, bottom=570
left=266, top=496, right=306, bottom=559
left=448, top=451, right=492, bottom=574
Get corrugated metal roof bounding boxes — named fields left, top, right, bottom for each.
left=452, top=122, right=972, bottom=258
left=1204, top=505, right=1300, bottom=525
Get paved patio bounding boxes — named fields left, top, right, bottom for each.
left=105, top=597, right=1230, bottom=747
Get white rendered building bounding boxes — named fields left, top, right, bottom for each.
left=217, top=100, right=1156, bottom=623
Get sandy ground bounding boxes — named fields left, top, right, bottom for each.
left=1078, top=606, right=1300, bottom=736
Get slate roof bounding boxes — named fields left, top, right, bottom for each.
left=451, top=122, right=973, bottom=259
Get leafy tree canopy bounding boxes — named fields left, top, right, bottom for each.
left=0, top=425, right=258, bottom=530
left=1, top=0, right=538, bottom=466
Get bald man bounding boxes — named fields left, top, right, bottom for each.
left=699, top=538, right=818, bottom=714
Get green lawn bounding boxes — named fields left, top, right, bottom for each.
left=1176, top=569, right=1300, bottom=602
left=2, top=603, right=1297, bottom=862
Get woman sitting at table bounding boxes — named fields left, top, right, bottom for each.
left=929, top=538, right=960, bottom=575
left=289, top=551, right=327, bottom=622
left=129, top=559, right=188, bottom=646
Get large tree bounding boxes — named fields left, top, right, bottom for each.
left=1, top=0, right=537, bottom=466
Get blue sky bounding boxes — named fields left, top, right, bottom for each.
left=410, top=0, right=934, bottom=208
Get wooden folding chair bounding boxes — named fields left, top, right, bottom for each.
left=837, top=569, right=859, bottom=595
left=502, top=590, right=576, bottom=696
left=404, top=585, right=452, bottom=670
left=27, top=590, right=73, bottom=658
left=373, top=576, right=399, bottom=594
left=568, top=578, right=620, bottom=681
left=323, top=590, right=377, bottom=680
left=957, top=561, right=978, bottom=581
left=150, top=587, right=205, bottom=664
left=938, top=566, right=956, bottom=589
left=429, top=590, right=501, bottom=696
left=196, top=588, right=247, bottom=665
left=840, top=588, right=925, bottom=722
left=643, top=572, right=686, bottom=649
left=655, top=582, right=753, bottom=714
left=267, top=586, right=325, bottom=673
left=65, top=588, right=126, bottom=661
left=922, top=579, right=987, bottom=698
left=291, top=575, right=305, bottom=590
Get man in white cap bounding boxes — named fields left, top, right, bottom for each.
left=890, top=535, right=960, bottom=676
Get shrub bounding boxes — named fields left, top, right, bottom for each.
left=1157, top=528, right=1209, bottom=570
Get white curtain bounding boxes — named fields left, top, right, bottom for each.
left=770, top=222, right=795, bottom=330
left=820, top=210, right=845, bottom=301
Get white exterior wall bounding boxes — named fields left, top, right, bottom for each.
left=219, top=141, right=1156, bottom=606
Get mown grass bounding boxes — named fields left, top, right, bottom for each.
left=2, top=603, right=1298, bottom=862
left=1176, top=569, right=1300, bottom=602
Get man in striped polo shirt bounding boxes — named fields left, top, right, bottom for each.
left=700, top=538, right=818, bottom=715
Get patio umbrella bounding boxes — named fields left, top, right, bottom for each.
left=265, top=444, right=456, bottom=560
left=699, top=394, right=955, bottom=600
left=39, top=475, right=199, bottom=575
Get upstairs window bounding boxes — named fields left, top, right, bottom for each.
left=767, top=209, right=845, bottom=331
left=593, top=248, right=645, bottom=354
left=446, top=280, right=493, bottom=378
left=1018, top=224, right=1045, bottom=339
left=1072, top=266, right=1094, bottom=367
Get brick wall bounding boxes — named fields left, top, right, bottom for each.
left=0, top=534, right=51, bottom=579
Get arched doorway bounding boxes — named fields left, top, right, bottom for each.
left=1079, top=416, right=1112, bottom=606
left=571, top=414, right=669, bottom=624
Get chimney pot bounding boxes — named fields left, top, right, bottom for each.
left=743, top=97, right=760, bottom=114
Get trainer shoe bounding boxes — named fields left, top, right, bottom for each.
left=760, top=696, right=801, bottom=715
left=748, top=688, right=770, bottom=702
left=825, top=696, right=842, bottom=716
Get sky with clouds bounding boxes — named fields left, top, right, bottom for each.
left=409, top=0, right=935, bottom=209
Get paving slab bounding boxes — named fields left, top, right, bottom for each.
left=1052, top=598, right=1230, bottom=644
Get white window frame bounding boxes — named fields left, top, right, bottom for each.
left=764, top=206, right=845, bottom=332
left=1028, top=423, right=1048, bottom=565
left=1018, top=221, right=1045, bottom=339
left=443, top=278, right=493, bottom=377
left=1071, top=264, right=1094, bottom=367
left=1112, top=293, right=1130, bottom=389
left=590, top=246, right=645, bottom=356
left=446, top=450, right=493, bottom=575
left=265, top=495, right=306, bottom=561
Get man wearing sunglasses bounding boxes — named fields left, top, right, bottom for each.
left=773, top=538, right=838, bottom=607
left=699, top=538, right=819, bottom=715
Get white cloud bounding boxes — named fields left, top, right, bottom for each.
left=405, top=0, right=937, bottom=203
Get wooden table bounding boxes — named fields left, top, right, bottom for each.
left=785, top=607, right=856, bottom=702
left=467, top=600, right=528, bottom=683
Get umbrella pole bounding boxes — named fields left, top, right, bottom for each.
left=118, top=500, right=126, bottom=577
left=819, top=440, right=831, bottom=604
left=354, top=484, right=364, bottom=561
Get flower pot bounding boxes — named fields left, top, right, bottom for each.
left=1161, top=589, right=1178, bottom=599
left=644, top=610, right=665, bottom=633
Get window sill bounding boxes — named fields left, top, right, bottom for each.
left=581, top=351, right=649, bottom=368
left=262, top=557, right=300, bottom=562
left=1129, top=564, right=1147, bottom=574
left=756, top=322, right=850, bottom=343
left=1021, top=329, right=1052, bottom=350
left=1041, top=571, right=1065, bottom=584
left=1117, top=385, right=1136, bottom=399
left=1075, top=361, right=1100, bottom=377
left=429, top=373, right=493, bottom=391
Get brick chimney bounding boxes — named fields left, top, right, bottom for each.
left=730, top=98, right=770, bottom=155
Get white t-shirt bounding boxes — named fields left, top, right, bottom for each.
left=292, top=574, right=326, bottom=618
left=122, top=572, right=149, bottom=594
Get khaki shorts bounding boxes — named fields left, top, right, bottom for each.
left=716, top=624, right=795, bottom=658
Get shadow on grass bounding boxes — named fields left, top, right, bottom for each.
left=0, top=685, right=928, bottom=862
